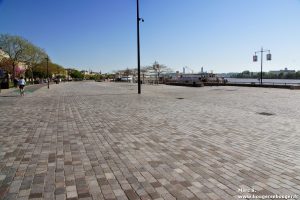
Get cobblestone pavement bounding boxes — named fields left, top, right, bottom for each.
left=0, top=82, right=299, bottom=200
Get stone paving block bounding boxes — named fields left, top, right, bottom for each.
left=18, top=189, right=30, bottom=197
left=66, top=190, right=78, bottom=199
left=16, top=197, right=28, bottom=200
left=1, top=82, right=300, bottom=199
left=56, top=194, right=66, bottom=200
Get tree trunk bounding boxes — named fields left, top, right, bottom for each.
left=12, top=62, right=17, bottom=87
left=12, top=62, right=15, bottom=80
left=31, top=67, right=34, bottom=84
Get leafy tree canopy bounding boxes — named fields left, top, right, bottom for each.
left=69, top=69, right=84, bottom=79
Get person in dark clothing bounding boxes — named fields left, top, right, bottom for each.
left=14, top=78, right=18, bottom=87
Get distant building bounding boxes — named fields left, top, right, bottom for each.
left=89, top=71, right=100, bottom=75
left=65, top=68, right=76, bottom=80
left=0, top=49, right=27, bottom=76
left=0, top=49, right=9, bottom=61
left=80, top=70, right=89, bottom=75
left=269, top=68, right=296, bottom=75
left=80, top=70, right=101, bottom=75
left=217, top=72, right=239, bottom=78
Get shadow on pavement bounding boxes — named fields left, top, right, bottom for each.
left=0, top=95, right=18, bottom=97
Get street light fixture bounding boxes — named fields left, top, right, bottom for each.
left=45, top=56, right=49, bottom=89
left=253, top=47, right=271, bottom=85
left=137, top=0, right=144, bottom=94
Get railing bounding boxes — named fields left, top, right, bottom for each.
left=227, top=81, right=300, bottom=86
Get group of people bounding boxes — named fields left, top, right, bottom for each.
left=14, top=77, right=26, bottom=96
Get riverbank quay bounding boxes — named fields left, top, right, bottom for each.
left=165, top=81, right=300, bottom=89
left=204, top=82, right=300, bottom=89
left=0, top=82, right=299, bottom=200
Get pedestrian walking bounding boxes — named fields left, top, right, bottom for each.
left=18, top=77, right=26, bottom=96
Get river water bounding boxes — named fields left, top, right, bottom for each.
left=226, top=78, right=300, bottom=85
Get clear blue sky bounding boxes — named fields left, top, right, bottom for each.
left=0, top=0, right=300, bottom=73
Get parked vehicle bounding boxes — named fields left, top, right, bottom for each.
left=120, top=76, right=132, bottom=82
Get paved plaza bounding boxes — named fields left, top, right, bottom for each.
left=0, top=82, right=299, bottom=200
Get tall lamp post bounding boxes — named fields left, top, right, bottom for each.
left=253, top=47, right=271, bottom=85
left=45, top=56, right=49, bottom=89
left=137, top=0, right=144, bottom=94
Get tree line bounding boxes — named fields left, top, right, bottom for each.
left=0, top=34, right=175, bottom=84
left=82, top=62, right=173, bottom=82
left=113, top=61, right=173, bottom=77
left=0, top=34, right=66, bottom=83
left=230, top=70, right=300, bottom=79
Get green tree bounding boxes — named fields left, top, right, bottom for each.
left=0, top=34, right=36, bottom=80
left=23, top=46, right=48, bottom=83
left=94, top=74, right=104, bottom=81
left=84, top=74, right=96, bottom=80
left=242, top=70, right=250, bottom=75
left=70, top=70, right=84, bottom=79
left=0, top=57, right=14, bottom=74
left=286, top=72, right=296, bottom=79
left=278, top=72, right=284, bottom=79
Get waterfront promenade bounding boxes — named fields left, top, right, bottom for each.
left=0, top=82, right=299, bottom=200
